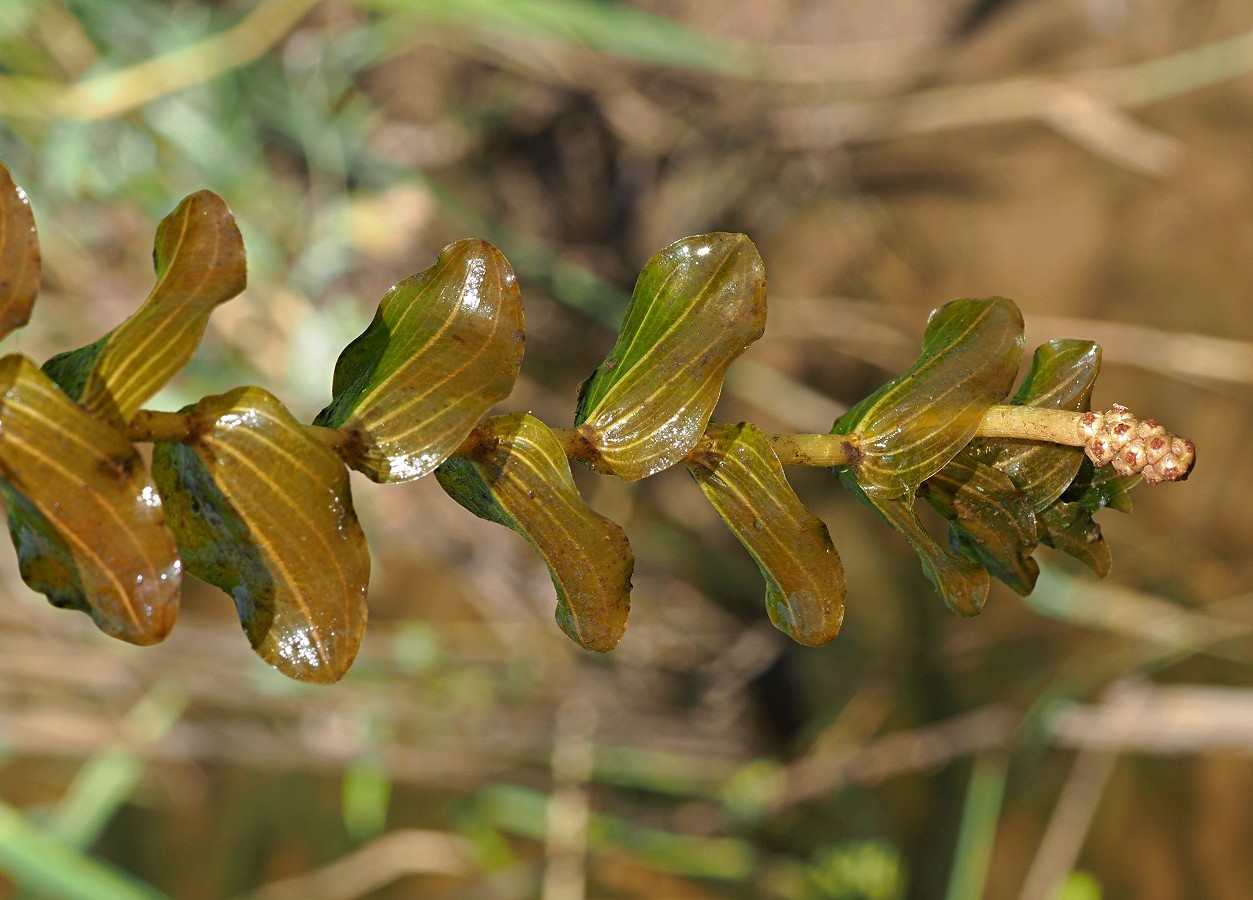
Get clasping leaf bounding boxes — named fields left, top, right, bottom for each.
left=921, top=458, right=1039, bottom=594
left=919, top=340, right=1103, bottom=593
left=687, top=423, right=845, bottom=646
left=574, top=233, right=767, bottom=481
left=1038, top=501, right=1112, bottom=577
left=0, top=161, right=39, bottom=340
left=436, top=414, right=633, bottom=652
left=315, top=239, right=525, bottom=483
left=153, top=388, right=370, bottom=683
left=969, top=339, right=1101, bottom=510
left=0, top=355, right=181, bottom=643
left=841, top=470, right=989, bottom=617
left=834, top=297, right=1024, bottom=499
left=1037, top=458, right=1138, bottom=577
left=42, top=191, right=247, bottom=427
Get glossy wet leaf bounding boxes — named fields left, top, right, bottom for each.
left=841, top=469, right=989, bottom=616
left=687, top=423, right=845, bottom=646
left=315, top=239, right=525, bottom=483
left=1038, top=501, right=1112, bottom=577
left=0, top=354, right=180, bottom=644
left=42, top=191, right=246, bottom=428
left=574, top=233, right=766, bottom=481
left=152, top=387, right=369, bottom=683
left=922, top=457, right=1039, bottom=594
left=436, top=414, right=632, bottom=652
left=1062, top=457, right=1139, bottom=514
left=966, top=340, right=1101, bottom=511
left=0, top=161, right=40, bottom=341
left=833, top=297, right=1023, bottom=499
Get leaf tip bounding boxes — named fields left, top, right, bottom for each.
left=767, top=588, right=845, bottom=647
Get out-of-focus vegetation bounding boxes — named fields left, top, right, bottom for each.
left=1, top=1, right=1252, bottom=897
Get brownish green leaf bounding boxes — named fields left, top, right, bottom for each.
left=436, top=414, right=633, bottom=652
left=687, top=423, right=845, bottom=646
left=1038, top=501, right=1112, bottom=577
left=833, top=297, right=1023, bottom=500
left=922, top=458, right=1039, bottom=594
left=42, top=190, right=246, bottom=427
left=573, top=233, right=766, bottom=481
left=0, top=161, right=39, bottom=341
left=0, top=354, right=180, bottom=644
left=841, top=470, right=989, bottom=616
left=314, top=239, right=525, bottom=483
left=1062, top=457, right=1139, bottom=514
left=152, top=387, right=369, bottom=683
left=966, top=339, right=1100, bottom=510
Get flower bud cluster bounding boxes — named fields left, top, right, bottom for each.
left=1078, top=405, right=1195, bottom=484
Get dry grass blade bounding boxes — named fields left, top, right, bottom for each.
left=769, top=706, right=1020, bottom=812
left=1030, top=316, right=1253, bottom=387
left=1049, top=681, right=1253, bottom=753
left=770, top=25, right=1253, bottom=176
left=0, top=0, right=321, bottom=121
left=1017, top=750, right=1117, bottom=900
left=237, top=829, right=476, bottom=900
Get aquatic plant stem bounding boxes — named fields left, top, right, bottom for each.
left=125, top=409, right=193, bottom=444
left=549, top=404, right=1095, bottom=469
left=761, top=407, right=1089, bottom=467
left=126, top=403, right=1193, bottom=482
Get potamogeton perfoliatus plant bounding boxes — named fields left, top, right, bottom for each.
left=0, top=161, right=1196, bottom=683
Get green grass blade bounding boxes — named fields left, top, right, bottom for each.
left=342, top=758, right=393, bottom=844
left=45, top=684, right=188, bottom=850
left=0, top=800, right=166, bottom=900
left=945, top=753, right=1008, bottom=900
left=358, top=0, right=746, bottom=73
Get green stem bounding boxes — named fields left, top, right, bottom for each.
left=125, top=409, right=193, bottom=444
left=125, top=409, right=349, bottom=452
left=767, top=432, right=862, bottom=467
left=128, top=404, right=1091, bottom=470
left=975, top=406, right=1084, bottom=446
left=546, top=404, right=1088, bottom=469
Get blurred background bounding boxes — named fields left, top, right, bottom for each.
left=1, top=1, right=1252, bottom=897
